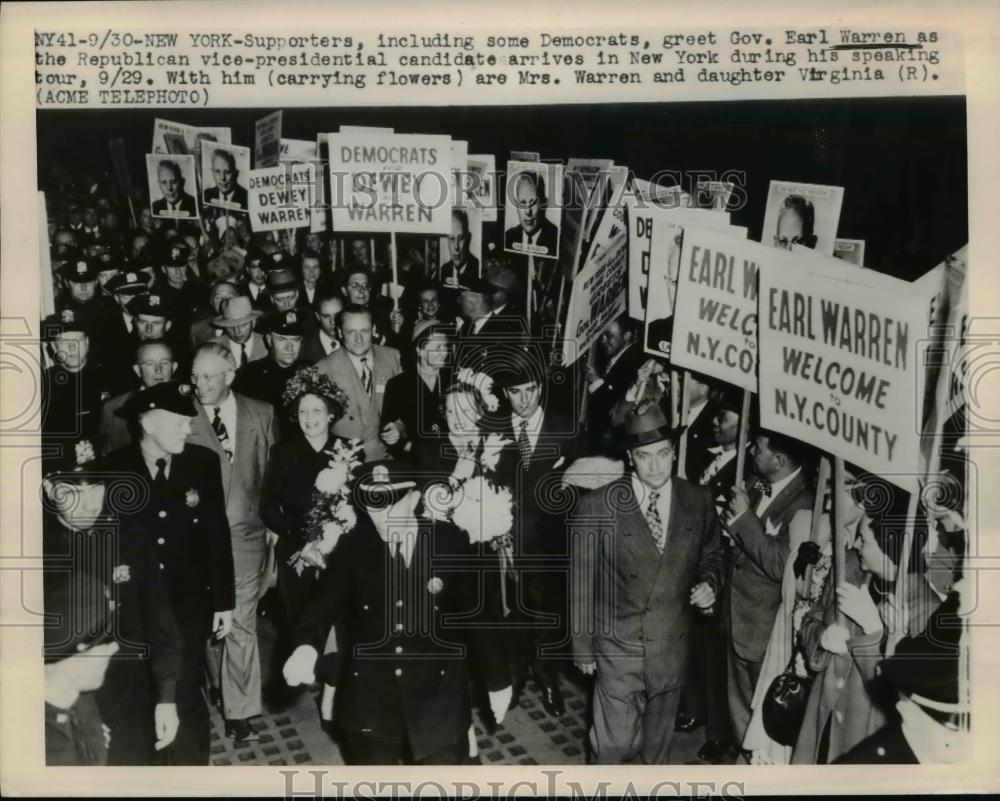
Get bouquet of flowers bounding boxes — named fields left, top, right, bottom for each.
left=425, top=473, right=514, bottom=547
left=455, top=366, right=500, bottom=413
left=293, top=438, right=364, bottom=574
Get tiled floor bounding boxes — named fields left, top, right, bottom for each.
left=207, top=607, right=732, bottom=766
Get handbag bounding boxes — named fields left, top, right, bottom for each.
left=762, top=648, right=814, bottom=747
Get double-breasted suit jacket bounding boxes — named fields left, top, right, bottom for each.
left=294, top=516, right=504, bottom=761
left=314, top=345, right=402, bottom=463
left=571, top=476, right=725, bottom=697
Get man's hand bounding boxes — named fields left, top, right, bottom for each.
left=726, top=487, right=750, bottom=524
left=575, top=660, right=597, bottom=676
left=584, top=363, right=600, bottom=386
left=283, top=644, right=319, bottom=687
left=212, top=610, right=233, bottom=640
left=380, top=421, right=402, bottom=446
left=488, top=686, right=512, bottom=725
left=689, top=582, right=716, bottom=611
left=265, top=529, right=280, bottom=548
left=153, top=702, right=179, bottom=751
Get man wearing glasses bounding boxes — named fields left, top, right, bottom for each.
left=772, top=194, right=818, bottom=251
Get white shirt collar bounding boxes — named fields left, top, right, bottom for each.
left=347, top=349, right=373, bottom=376
left=472, top=315, right=490, bottom=335
left=512, top=405, right=544, bottom=443
left=631, top=474, right=672, bottom=523
left=756, top=466, right=802, bottom=516
left=319, top=329, right=339, bottom=354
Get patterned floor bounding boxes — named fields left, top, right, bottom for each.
left=207, top=607, right=730, bottom=766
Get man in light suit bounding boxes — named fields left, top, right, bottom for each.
left=187, top=341, right=278, bottom=742
left=571, top=402, right=724, bottom=764
left=723, top=428, right=814, bottom=748
left=314, top=304, right=401, bottom=463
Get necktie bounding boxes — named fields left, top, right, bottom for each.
left=645, top=490, right=666, bottom=553
left=212, top=407, right=233, bottom=462
left=153, top=457, right=168, bottom=488
left=517, top=420, right=532, bottom=465
left=360, top=357, right=373, bottom=396
left=753, top=477, right=773, bottom=498
left=238, top=343, right=248, bottom=368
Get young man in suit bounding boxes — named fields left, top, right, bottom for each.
left=300, top=292, right=342, bottom=363
left=454, top=276, right=525, bottom=374
left=106, top=381, right=235, bottom=764
left=314, top=304, right=402, bottom=463
left=186, top=342, right=278, bottom=743
left=489, top=350, right=585, bottom=718
left=283, top=461, right=509, bottom=764
left=571, top=402, right=724, bottom=764
left=723, top=428, right=814, bottom=750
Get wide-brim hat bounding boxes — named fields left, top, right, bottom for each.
left=711, top=385, right=743, bottom=416
left=117, top=381, right=197, bottom=418
left=213, top=295, right=262, bottom=327
left=484, top=262, right=522, bottom=295
left=267, top=267, right=299, bottom=294
left=622, top=400, right=684, bottom=449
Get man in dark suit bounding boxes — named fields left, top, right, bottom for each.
left=151, top=159, right=198, bottom=218
left=41, top=309, right=107, bottom=448
left=43, top=437, right=182, bottom=765
left=300, top=292, right=342, bottom=363
left=723, top=429, right=814, bottom=748
left=283, top=461, right=509, bottom=764
left=504, top=170, right=559, bottom=258
left=186, top=342, right=278, bottom=742
left=488, top=350, right=586, bottom=718
left=454, top=276, right=526, bottom=374
left=571, top=402, right=724, bottom=764
left=203, top=148, right=249, bottom=210
left=680, top=370, right=718, bottom=483
left=586, top=314, right=645, bottom=453
left=106, top=381, right=235, bottom=764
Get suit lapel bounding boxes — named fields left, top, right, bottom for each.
left=616, top=478, right=659, bottom=563
left=761, top=471, right=806, bottom=527
left=194, top=400, right=234, bottom=491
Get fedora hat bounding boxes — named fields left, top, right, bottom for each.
left=622, top=401, right=683, bottom=449
left=213, top=295, right=262, bottom=328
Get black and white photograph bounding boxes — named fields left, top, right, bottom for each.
left=146, top=153, right=199, bottom=220
left=201, top=142, right=251, bottom=213
left=2, top=3, right=996, bottom=797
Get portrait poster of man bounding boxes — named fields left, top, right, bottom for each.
left=146, top=153, right=199, bottom=220
left=642, top=220, right=684, bottom=358
left=201, top=142, right=251, bottom=212
left=151, top=118, right=231, bottom=156
left=503, top=161, right=563, bottom=260
left=438, top=206, right=483, bottom=282
left=761, top=179, right=844, bottom=256
left=466, top=153, right=497, bottom=222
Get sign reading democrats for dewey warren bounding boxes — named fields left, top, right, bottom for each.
left=757, top=256, right=926, bottom=489
left=327, top=131, right=452, bottom=235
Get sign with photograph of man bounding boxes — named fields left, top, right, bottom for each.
left=466, top=154, right=497, bottom=221
left=151, top=118, right=231, bottom=156
left=201, top=142, right=251, bottom=212
left=438, top=206, right=482, bottom=285
left=146, top=154, right=199, bottom=219
left=761, top=179, right=844, bottom=256
left=504, top=161, right=563, bottom=260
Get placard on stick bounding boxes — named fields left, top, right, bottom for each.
left=247, top=164, right=313, bottom=233
left=757, top=256, right=928, bottom=489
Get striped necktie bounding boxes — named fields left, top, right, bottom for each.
left=212, top=406, right=233, bottom=462
left=360, top=357, right=373, bottom=396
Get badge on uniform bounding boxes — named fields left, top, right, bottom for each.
left=112, top=564, right=131, bottom=584
left=427, top=577, right=444, bottom=595
left=185, top=489, right=200, bottom=508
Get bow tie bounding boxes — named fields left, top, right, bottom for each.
left=752, top=478, right=773, bottom=498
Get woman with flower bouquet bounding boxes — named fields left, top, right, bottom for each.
left=260, top=367, right=363, bottom=683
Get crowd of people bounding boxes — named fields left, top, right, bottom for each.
left=39, top=157, right=969, bottom=768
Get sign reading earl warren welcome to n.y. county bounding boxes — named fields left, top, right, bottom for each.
left=327, top=131, right=452, bottom=235
left=669, top=227, right=764, bottom=392
left=757, top=257, right=926, bottom=489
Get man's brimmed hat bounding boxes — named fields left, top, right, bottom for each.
left=484, top=262, right=522, bottom=295
left=117, top=380, right=197, bottom=418
left=622, top=401, right=683, bottom=449
left=265, top=309, right=305, bottom=337
left=127, top=292, right=173, bottom=319
left=43, top=438, right=103, bottom=483
left=106, top=271, right=148, bottom=296
left=267, top=268, right=299, bottom=294
left=213, top=295, right=262, bottom=327
left=60, top=257, right=98, bottom=283
left=351, top=459, right=420, bottom=510
left=42, top=308, right=90, bottom=339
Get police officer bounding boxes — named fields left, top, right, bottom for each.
left=41, top=308, right=107, bottom=446
left=284, top=461, right=509, bottom=765
left=57, top=254, right=105, bottom=333
left=105, top=381, right=235, bottom=765
left=154, top=240, right=208, bottom=334
left=42, top=437, right=182, bottom=765
left=236, top=309, right=311, bottom=422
